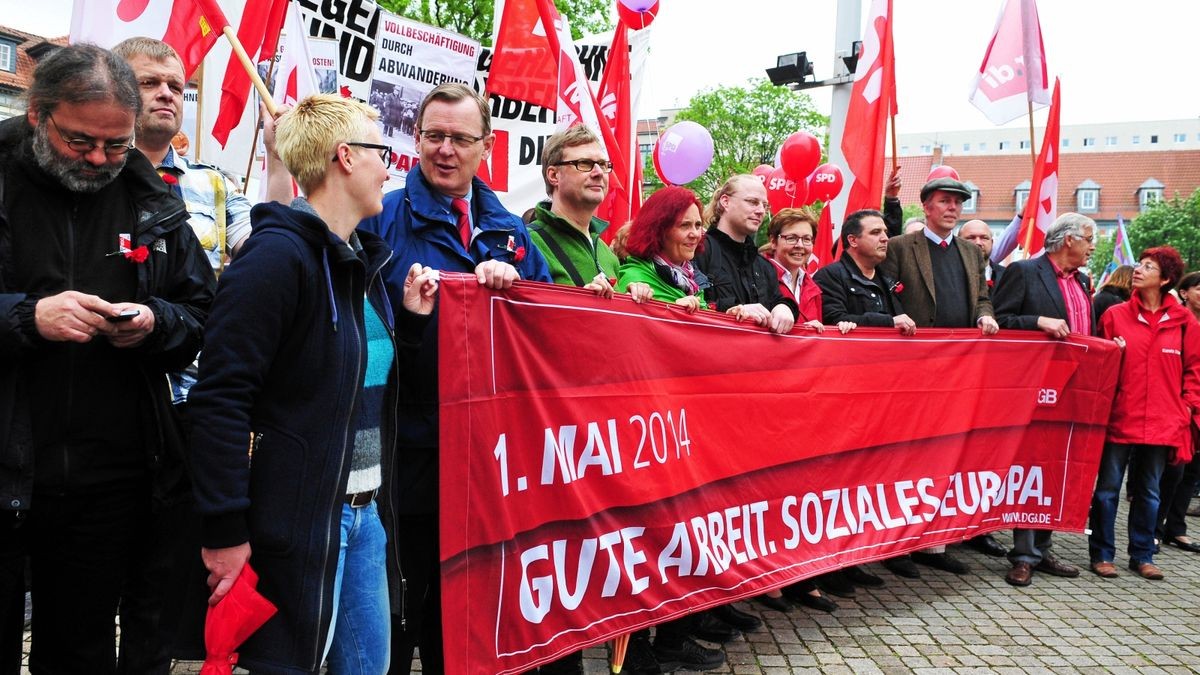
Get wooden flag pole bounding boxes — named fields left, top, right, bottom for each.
left=1026, top=99, right=1036, bottom=167
left=220, top=26, right=278, bottom=118
left=243, top=56, right=279, bottom=190
left=890, top=110, right=898, bottom=173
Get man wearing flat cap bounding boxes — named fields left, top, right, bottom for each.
left=877, top=176, right=998, bottom=578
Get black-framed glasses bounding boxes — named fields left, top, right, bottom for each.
left=778, top=234, right=813, bottom=246
left=553, top=159, right=614, bottom=173
left=334, top=142, right=394, bottom=169
left=418, top=129, right=485, bottom=149
left=47, top=113, right=135, bottom=157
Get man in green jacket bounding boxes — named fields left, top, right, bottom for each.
left=528, top=125, right=621, bottom=294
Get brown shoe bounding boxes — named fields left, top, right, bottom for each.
left=1005, top=561, right=1033, bottom=586
left=1035, top=555, right=1080, bottom=578
left=1130, top=562, right=1164, bottom=580
left=1090, top=561, right=1119, bottom=578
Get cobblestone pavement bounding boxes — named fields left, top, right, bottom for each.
left=20, top=500, right=1200, bottom=673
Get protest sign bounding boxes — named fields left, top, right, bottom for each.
left=437, top=276, right=1120, bottom=673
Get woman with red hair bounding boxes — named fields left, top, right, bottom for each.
left=1089, top=245, right=1200, bottom=581
left=616, top=186, right=710, bottom=312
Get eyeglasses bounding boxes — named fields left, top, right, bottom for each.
left=1136, top=261, right=1160, bottom=273
left=333, top=142, right=394, bottom=169
left=418, top=129, right=485, bottom=149
left=778, top=234, right=813, bottom=246
left=553, top=159, right=614, bottom=173
left=47, top=113, right=135, bottom=157
left=739, top=197, right=769, bottom=210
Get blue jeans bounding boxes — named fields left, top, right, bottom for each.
left=323, top=501, right=390, bottom=674
left=1088, top=442, right=1169, bottom=566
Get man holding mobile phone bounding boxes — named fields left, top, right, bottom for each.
left=0, top=45, right=214, bottom=672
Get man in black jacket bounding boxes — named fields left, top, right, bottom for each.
left=0, top=45, right=214, bottom=671
left=694, top=174, right=797, bottom=333
left=814, top=210, right=915, bottom=335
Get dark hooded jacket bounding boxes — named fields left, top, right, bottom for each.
left=186, top=199, right=421, bottom=673
left=0, top=115, right=214, bottom=511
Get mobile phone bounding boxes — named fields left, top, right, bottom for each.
left=106, top=309, right=140, bottom=322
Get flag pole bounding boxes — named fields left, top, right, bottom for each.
left=192, top=62, right=204, bottom=163
left=890, top=110, right=898, bottom=173
left=1026, top=99, right=1036, bottom=167
left=243, top=56, right=278, bottom=190
left=220, top=26, right=278, bottom=117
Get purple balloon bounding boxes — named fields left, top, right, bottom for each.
left=655, top=121, right=714, bottom=186
left=618, top=0, right=657, bottom=11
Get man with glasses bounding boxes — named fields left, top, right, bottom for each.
left=0, top=44, right=214, bottom=671
left=359, top=82, right=550, bottom=674
left=992, top=212, right=1095, bottom=587
left=694, top=174, right=797, bottom=334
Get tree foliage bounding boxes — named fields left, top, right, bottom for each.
left=377, top=0, right=614, bottom=45
left=643, top=79, right=828, bottom=201
left=1087, top=189, right=1200, bottom=280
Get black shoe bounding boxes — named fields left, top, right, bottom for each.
left=966, top=534, right=1007, bottom=558
left=882, top=555, right=921, bottom=578
left=815, top=570, right=855, bottom=598
left=843, top=564, right=885, bottom=587
left=911, top=551, right=970, bottom=575
left=653, top=636, right=725, bottom=672
left=621, top=633, right=662, bottom=674
left=1167, top=536, right=1200, bottom=553
left=688, top=612, right=739, bottom=643
left=710, top=604, right=762, bottom=632
left=754, top=593, right=791, bottom=612
left=793, top=590, right=838, bottom=613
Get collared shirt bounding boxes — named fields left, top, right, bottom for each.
left=157, top=147, right=252, bottom=271
left=1050, top=258, right=1091, bottom=334
left=432, top=185, right=475, bottom=238
left=780, top=265, right=806, bottom=299
left=923, top=226, right=954, bottom=247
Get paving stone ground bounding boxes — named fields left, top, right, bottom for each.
left=20, top=497, right=1200, bottom=673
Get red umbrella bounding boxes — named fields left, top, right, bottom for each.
left=200, top=563, right=278, bottom=675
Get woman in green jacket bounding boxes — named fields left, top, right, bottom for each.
left=616, top=186, right=710, bottom=312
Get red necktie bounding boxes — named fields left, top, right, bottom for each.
left=939, top=240, right=949, bottom=249
left=452, top=198, right=471, bottom=248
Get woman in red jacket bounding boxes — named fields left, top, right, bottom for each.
left=763, top=208, right=824, bottom=329
left=1089, top=246, right=1200, bottom=581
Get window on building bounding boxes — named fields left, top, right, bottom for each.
left=1105, top=136, right=1118, bottom=146
left=1174, top=133, right=1187, bottom=143
left=1140, top=188, right=1163, bottom=211
left=1082, top=137, right=1095, bottom=147
left=0, top=42, right=14, bottom=73
left=1150, top=135, right=1159, bottom=144
left=638, top=143, right=653, bottom=154
left=941, top=144, right=951, bottom=153
left=962, top=143, right=970, bottom=152
left=900, top=145, right=909, bottom=154
left=1061, top=138, right=1070, bottom=148
left=998, top=141, right=1009, bottom=151
left=1132, top=135, right=1141, bottom=145
left=920, top=144, right=932, bottom=153
left=1019, top=140, right=1030, bottom=150
left=1077, top=190, right=1099, bottom=213
left=962, top=183, right=979, bottom=214
left=978, top=142, right=987, bottom=151
left=1015, top=189, right=1029, bottom=212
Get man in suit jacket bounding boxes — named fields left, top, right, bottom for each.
left=877, top=177, right=999, bottom=579
left=993, top=212, right=1097, bottom=586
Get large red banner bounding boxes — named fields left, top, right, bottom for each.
left=438, top=276, right=1120, bottom=674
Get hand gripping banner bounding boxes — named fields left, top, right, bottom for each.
left=438, top=276, right=1120, bottom=673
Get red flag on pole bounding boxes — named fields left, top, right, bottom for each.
left=210, top=0, right=289, bottom=148
left=486, top=0, right=557, bottom=109
left=837, top=0, right=896, bottom=230
left=70, top=0, right=229, bottom=79
left=1018, top=78, right=1061, bottom=255
left=595, top=23, right=639, bottom=241
left=968, top=0, right=1050, bottom=126
left=808, top=205, right=836, bottom=272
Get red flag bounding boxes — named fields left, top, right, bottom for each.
left=837, top=0, right=896, bottom=230
left=968, top=0, right=1050, bottom=125
left=808, top=205, right=835, bottom=272
left=595, top=24, right=638, bottom=240
left=1018, top=78, right=1061, bottom=255
left=70, top=0, right=229, bottom=79
left=486, top=0, right=557, bottom=109
left=210, top=0, right=289, bottom=148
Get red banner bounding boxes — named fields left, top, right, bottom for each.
left=438, top=276, right=1120, bottom=674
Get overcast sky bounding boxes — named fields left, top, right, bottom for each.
left=7, top=0, right=1199, bottom=134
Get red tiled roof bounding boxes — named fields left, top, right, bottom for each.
left=888, top=149, right=1200, bottom=224
left=0, top=25, right=66, bottom=92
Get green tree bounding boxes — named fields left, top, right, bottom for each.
left=377, top=0, right=614, bottom=45
left=1126, top=189, right=1200, bottom=271
left=1088, top=233, right=1117, bottom=281
left=647, top=79, right=827, bottom=200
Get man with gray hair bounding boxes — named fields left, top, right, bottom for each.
left=991, top=211, right=1096, bottom=586
left=0, top=44, right=214, bottom=670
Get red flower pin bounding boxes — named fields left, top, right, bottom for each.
left=160, top=173, right=178, bottom=185
left=514, top=246, right=526, bottom=263
left=890, top=281, right=904, bottom=294
left=124, top=245, right=150, bottom=263
left=987, top=279, right=995, bottom=288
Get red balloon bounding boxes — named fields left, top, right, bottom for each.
left=808, top=163, right=844, bottom=202
left=765, top=167, right=808, bottom=214
left=779, top=131, right=821, bottom=181
left=617, top=0, right=659, bottom=30
left=751, top=164, right=774, bottom=184
left=927, top=165, right=960, bottom=181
